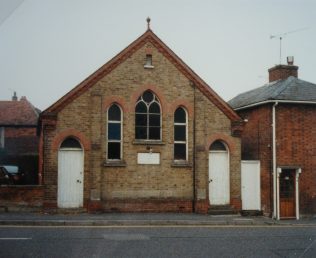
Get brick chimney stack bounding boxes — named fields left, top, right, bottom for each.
left=268, top=56, right=298, bottom=82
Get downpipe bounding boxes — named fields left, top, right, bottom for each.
left=272, top=101, right=278, bottom=219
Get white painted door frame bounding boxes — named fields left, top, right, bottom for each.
left=276, top=167, right=301, bottom=220
left=58, top=148, right=84, bottom=208
left=208, top=150, right=230, bottom=205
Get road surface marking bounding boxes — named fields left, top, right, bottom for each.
left=0, top=237, right=31, bottom=240
left=103, top=233, right=150, bottom=240
left=299, top=238, right=316, bottom=258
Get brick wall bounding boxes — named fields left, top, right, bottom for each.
left=0, top=185, right=43, bottom=211
left=276, top=104, right=316, bottom=214
left=268, top=65, right=298, bottom=82
left=195, top=91, right=241, bottom=211
left=237, top=104, right=273, bottom=215
left=237, top=103, right=316, bottom=215
left=102, top=199, right=193, bottom=213
left=42, top=41, right=241, bottom=213
left=3, top=127, right=38, bottom=155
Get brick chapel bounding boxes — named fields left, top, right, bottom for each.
left=39, top=21, right=244, bottom=213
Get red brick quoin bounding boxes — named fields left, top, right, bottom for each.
left=130, top=84, right=167, bottom=113
left=103, top=96, right=127, bottom=113
left=169, top=99, right=194, bottom=118
left=52, top=129, right=91, bottom=152
left=206, top=133, right=237, bottom=153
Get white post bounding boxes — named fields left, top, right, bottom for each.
left=276, top=167, right=282, bottom=220
left=296, top=168, right=302, bottom=220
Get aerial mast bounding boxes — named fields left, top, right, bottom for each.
left=270, top=27, right=308, bottom=64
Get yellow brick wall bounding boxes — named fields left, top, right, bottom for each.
left=43, top=41, right=241, bottom=211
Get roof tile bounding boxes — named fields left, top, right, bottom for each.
left=0, top=98, right=40, bottom=126
left=229, top=76, right=316, bottom=109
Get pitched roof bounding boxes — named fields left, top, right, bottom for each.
left=0, top=97, right=40, bottom=126
left=229, top=76, right=316, bottom=109
left=42, top=29, right=241, bottom=122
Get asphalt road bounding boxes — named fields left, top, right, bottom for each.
left=0, top=225, right=315, bottom=258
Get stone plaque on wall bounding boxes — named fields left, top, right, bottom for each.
left=137, top=153, right=160, bottom=165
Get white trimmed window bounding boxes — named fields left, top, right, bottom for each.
left=174, top=107, right=188, bottom=161
left=135, top=90, right=161, bottom=140
left=107, top=104, right=122, bottom=160
left=0, top=127, right=4, bottom=148
left=144, top=54, right=154, bottom=68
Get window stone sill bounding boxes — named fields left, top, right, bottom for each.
left=133, top=140, right=165, bottom=145
left=171, top=161, right=192, bottom=168
left=103, top=161, right=126, bottom=167
left=144, top=65, right=154, bottom=69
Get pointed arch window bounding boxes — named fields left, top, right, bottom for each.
left=174, top=107, right=188, bottom=160
left=107, top=104, right=122, bottom=160
left=135, top=90, right=161, bottom=140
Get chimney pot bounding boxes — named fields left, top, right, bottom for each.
left=12, top=91, right=18, bottom=101
left=287, top=56, right=294, bottom=65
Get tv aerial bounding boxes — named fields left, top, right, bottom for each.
left=270, top=27, right=308, bottom=64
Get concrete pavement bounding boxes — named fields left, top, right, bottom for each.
left=0, top=212, right=315, bottom=226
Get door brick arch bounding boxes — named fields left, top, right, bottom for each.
left=52, top=129, right=91, bottom=152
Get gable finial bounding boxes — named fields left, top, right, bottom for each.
left=146, top=17, right=151, bottom=30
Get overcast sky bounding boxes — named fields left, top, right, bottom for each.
left=0, top=0, right=315, bottom=110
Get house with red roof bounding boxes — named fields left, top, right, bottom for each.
left=39, top=22, right=244, bottom=213
left=0, top=92, right=40, bottom=184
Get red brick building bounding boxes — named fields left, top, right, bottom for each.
left=229, top=58, right=316, bottom=219
left=0, top=93, right=40, bottom=184
left=39, top=25, right=243, bottom=213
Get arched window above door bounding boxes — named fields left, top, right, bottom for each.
left=210, top=140, right=227, bottom=151
left=60, top=137, right=82, bottom=149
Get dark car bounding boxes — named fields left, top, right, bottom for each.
left=0, top=165, right=24, bottom=185
left=0, top=166, right=14, bottom=185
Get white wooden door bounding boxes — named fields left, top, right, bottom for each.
left=241, top=160, right=260, bottom=210
left=58, top=149, right=84, bottom=208
left=209, top=151, right=230, bottom=205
